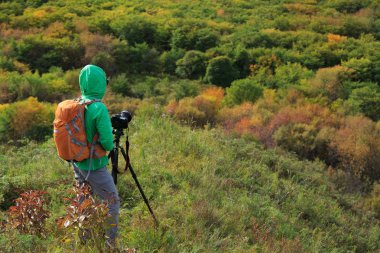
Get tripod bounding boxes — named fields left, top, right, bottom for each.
left=108, top=127, right=158, bottom=226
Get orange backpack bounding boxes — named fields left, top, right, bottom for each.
left=53, top=99, right=106, bottom=162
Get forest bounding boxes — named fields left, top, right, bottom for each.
left=0, top=0, right=380, bottom=252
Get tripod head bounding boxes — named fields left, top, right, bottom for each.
left=112, top=127, right=126, bottom=145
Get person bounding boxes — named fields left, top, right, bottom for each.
left=72, top=64, right=120, bottom=248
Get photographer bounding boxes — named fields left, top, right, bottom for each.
left=73, top=64, right=120, bottom=249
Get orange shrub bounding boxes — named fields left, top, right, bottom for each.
left=165, top=88, right=225, bottom=127
left=171, top=97, right=207, bottom=127
left=330, top=116, right=380, bottom=181
left=327, top=33, right=347, bottom=43
left=199, top=86, right=225, bottom=109
left=217, top=102, right=256, bottom=131
left=268, top=103, right=338, bottom=135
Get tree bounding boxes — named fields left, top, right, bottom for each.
left=274, top=63, right=313, bottom=89
left=224, top=78, right=264, bottom=106
left=204, top=56, right=238, bottom=87
left=346, top=83, right=380, bottom=121
left=159, top=49, right=185, bottom=75
left=170, top=25, right=219, bottom=51
left=110, top=16, right=158, bottom=46
left=175, top=50, right=206, bottom=79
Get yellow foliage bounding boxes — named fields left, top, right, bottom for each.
left=200, top=87, right=224, bottom=109
left=283, top=3, right=317, bottom=15
left=33, top=10, right=47, bottom=19
left=0, top=104, right=9, bottom=113
left=44, top=22, right=70, bottom=38
left=327, top=33, right=347, bottom=43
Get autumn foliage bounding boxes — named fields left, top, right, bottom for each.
left=6, top=190, right=49, bottom=237
left=56, top=183, right=110, bottom=250
left=165, top=87, right=224, bottom=126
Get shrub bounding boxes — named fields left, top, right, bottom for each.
left=159, top=49, right=185, bottom=75
left=56, top=183, right=110, bottom=251
left=12, top=35, right=84, bottom=73
left=307, top=66, right=352, bottom=102
left=274, top=123, right=317, bottom=158
left=346, top=83, right=380, bottom=121
left=110, top=16, right=158, bottom=46
left=326, top=0, right=369, bottom=13
left=339, top=16, right=371, bottom=38
left=224, top=78, right=264, bottom=106
left=364, top=183, right=380, bottom=218
left=204, top=56, right=239, bottom=87
left=273, top=63, right=313, bottom=89
left=108, top=73, right=132, bottom=97
left=342, top=58, right=373, bottom=81
left=330, top=116, right=380, bottom=181
left=175, top=50, right=207, bottom=79
left=166, top=97, right=207, bottom=127
left=166, top=88, right=224, bottom=127
left=125, top=43, right=160, bottom=74
left=170, top=25, right=219, bottom=51
left=216, top=102, right=256, bottom=132
left=199, top=86, right=225, bottom=109
left=0, top=97, right=55, bottom=142
left=6, top=190, right=49, bottom=237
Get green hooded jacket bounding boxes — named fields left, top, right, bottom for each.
left=74, top=65, right=114, bottom=171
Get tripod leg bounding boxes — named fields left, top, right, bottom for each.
left=110, top=148, right=118, bottom=185
left=128, top=163, right=159, bottom=226
left=119, top=147, right=158, bottom=225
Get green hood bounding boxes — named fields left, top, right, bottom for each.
left=79, top=65, right=107, bottom=100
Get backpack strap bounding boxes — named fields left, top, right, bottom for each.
left=79, top=98, right=103, bottom=179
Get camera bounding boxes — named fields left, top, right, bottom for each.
left=111, top=110, right=132, bottom=129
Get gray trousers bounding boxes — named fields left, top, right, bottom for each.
left=73, top=165, right=120, bottom=241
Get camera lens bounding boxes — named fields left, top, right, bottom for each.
left=121, top=110, right=132, bottom=122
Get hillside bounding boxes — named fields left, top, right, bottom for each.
left=0, top=0, right=380, bottom=252
left=0, top=109, right=379, bottom=252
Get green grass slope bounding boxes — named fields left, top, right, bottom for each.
left=0, top=107, right=379, bottom=252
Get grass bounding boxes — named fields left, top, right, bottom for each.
left=0, top=106, right=379, bottom=252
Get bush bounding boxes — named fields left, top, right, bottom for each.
left=342, top=58, right=373, bottom=81
left=159, top=49, right=185, bottom=75
left=6, top=190, right=49, bottom=237
left=166, top=98, right=207, bottom=127
left=274, top=123, right=320, bottom=160
left=364, top=183, right=380, bottom=219
left=273, top=63, right=313, bottom=89
left=307, top=66, right=352, bottom=102
left=0, top=97, right=55, bottom=142
left=166, top=88, right=224, bottom=127
left=330, top=116, right=380, bottom=181
left=224, top=78, right=264, bottom=106
left=0, top=69, right=74, bottom=103
left=110, top=16, right=159, bottom=46
left=12, top=35, right=84, bottom=73
left=175, top=50, right=207, bottom=79
left=170, top=26, right=219, bottom=51
left=346, top=82, right=380, bottom=121
left=125, top=43, right=159, bottom=74
left=326, top=0, right=369, bottom=13
left=108, top=73, right=131, bottom=97
left=204, top=56, right=239, bottom=87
